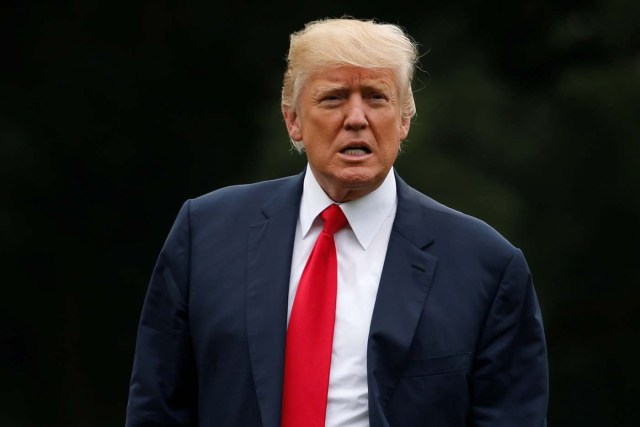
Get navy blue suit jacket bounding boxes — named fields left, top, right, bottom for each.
left=126, top=170, right=548, bottom=426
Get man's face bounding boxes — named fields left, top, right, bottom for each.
left=283, top=66, right=410, bottom=202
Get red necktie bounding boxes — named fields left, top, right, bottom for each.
left=281, top=204, right=348, bottom=427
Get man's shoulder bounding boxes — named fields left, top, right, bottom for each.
left=398, top=178, right=518, bottom=254
left=195, top=174, right=298, bottom=203
left=184, top=173, right=303, bottom=220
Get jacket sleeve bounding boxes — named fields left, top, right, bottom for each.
left=125, top=200, right=197, bottom=426
left=470, top=249, right=549, bottom=427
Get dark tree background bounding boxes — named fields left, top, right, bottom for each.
left=2, top=1, right=639, bottom=426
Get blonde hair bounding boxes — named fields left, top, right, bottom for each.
left=282, top=17, right=420, bottom=150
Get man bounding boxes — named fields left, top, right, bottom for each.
left=126, top=18, right=548, bottom=427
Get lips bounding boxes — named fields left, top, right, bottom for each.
left=341, top=147, right=371, bottom=156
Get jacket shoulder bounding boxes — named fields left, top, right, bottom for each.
left=193, top=175, right=296, bottom=206
left=400, top=179, right=519, bottom=258
left=182, top=173, right=303, bottom=226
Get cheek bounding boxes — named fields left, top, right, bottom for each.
left=377, top=121, right=404, bottom=148
left=379, top=132, right=403, bottom=162
left=304, top=117, right=341, bottom=143
left=382, top=145, right=401, bottom=166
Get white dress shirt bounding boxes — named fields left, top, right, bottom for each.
left=288, top=164, right=397, bottom=427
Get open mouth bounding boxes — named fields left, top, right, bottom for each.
left=341, top=147, right=371, bottom=156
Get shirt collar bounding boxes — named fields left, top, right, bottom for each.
left=299, top=164, right=397, bottom=250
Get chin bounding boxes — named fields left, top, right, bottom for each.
left=336, top=169, right=380, bottom=189
left=338, top=167, right=371, bottom=180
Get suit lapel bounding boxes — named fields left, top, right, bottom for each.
left=368, top=174, right=438, bottom=422
left=246, top=172, right=304, bottom=427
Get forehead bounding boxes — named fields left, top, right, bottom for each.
left=306, top=66, right=398, bottom=91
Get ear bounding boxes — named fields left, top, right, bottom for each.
left=282, top=105, right=303, bottom=142
left=399, top=115, right=411, bottom=141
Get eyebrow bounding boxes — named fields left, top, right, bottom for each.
left=314, top=83, right=348, bottom=94
left=314, top=80, right=391, bottom=94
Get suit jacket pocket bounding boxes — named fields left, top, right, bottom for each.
left=401, top=352, right=472, bottom=377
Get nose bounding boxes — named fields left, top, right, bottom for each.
left=343, top=96, right=368, bottom=130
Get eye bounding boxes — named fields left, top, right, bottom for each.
left=368, top=92, right=389, bottom=104
left=317, top=93, right=344, bottom=107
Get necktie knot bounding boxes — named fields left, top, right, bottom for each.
left=320, top=204, right=348, bottom=236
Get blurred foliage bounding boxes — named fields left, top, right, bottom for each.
left=1, top=1, right=639, bottom=426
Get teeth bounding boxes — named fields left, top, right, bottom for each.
left=343, top=148, right=368, bottom=156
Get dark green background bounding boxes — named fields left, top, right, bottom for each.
left=2, top=1, right=639, bottom=426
